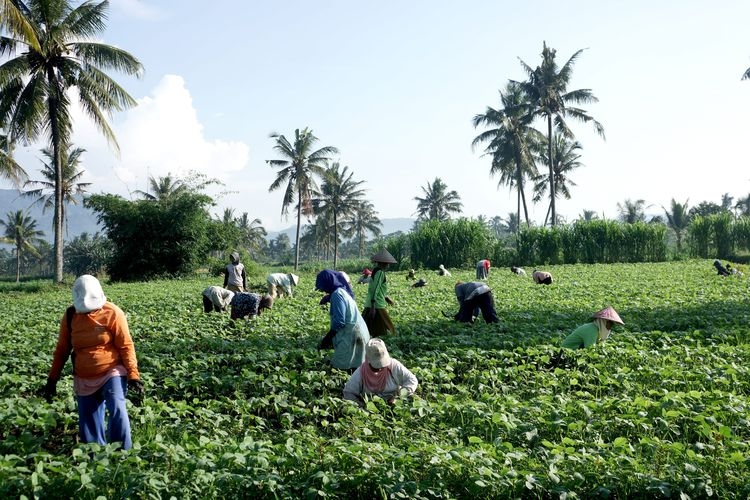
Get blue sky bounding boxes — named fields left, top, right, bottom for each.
left=5, top=0, right=750, bottom=231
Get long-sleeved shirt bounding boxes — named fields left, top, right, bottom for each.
left=561, top=322, right=598, bottom=349
left=203, top=286, right=235, bottom=309
left=224, top=263, right=246, bottom=289
left=454, top=282, right=491, bottom=303
left=365, top=268, right=388, bottom=309
left=267, top=273, right=296, bottom=296
left=48, top=302, right=140, bottom=382
left=343, top=359, right=418, bottom=402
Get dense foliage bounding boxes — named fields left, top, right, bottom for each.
left=410, top=219, right=494, bottom=269
left=85, top=193, right=214, bottom=281
left=1, top=260, right=749, bottom=498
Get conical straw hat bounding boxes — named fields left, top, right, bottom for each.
left=592, top=306, right=623, bottom=325
left=371, top=248, right=397, bottom=264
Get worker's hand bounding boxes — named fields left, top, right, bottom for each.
left=127, top=379, right=145, bottom=405
left=318, top=329, right=336, bottom=350
left=387, top=397, right=396, bottom=406
left=41, top=378, right=57, bottom=403
left=385, top=297, right=395, bottom=307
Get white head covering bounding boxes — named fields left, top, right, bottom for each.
left=365, top=338, right=392, bottom=369
left=72, top=275, right=106, bottom=313
left=594, top=318, right=611, bottom=342
left=289, top=273, right=300, bottom=286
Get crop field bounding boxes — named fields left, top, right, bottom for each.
left=1, top=260, right=749, bottom=498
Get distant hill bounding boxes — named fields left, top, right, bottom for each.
left=0, top=189, right=102, bottom=242
left=266, top=217, right=415, bottom=242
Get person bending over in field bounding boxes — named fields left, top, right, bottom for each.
left=202, top=285, right=234, bottom=313
left=437, top=264, right=452, bottom=276
left=343, top=338, right=418, bottom=407
left=561, top=306, right=624, bottom=349
left=452, top=281, right=500, bottom=324
left=230, top=292, right=273, bottom=320
left=266, top=272, right=299, bottom=298
left=363, top=249, right=398, bottom=336
left=510, top=266, right=526, bottom=276
left=476, top=259, right=491, bottom=280
left=223, top=252, right=246, bottom=292
left=43, top=275, right=144, bottom=450
left=532, top=269, right=553, bottom=285
left=316, top=270, right=370, bottom=372
left=713, top=260, right=731, bottom=276
left=357, top=268, right=373, bottom=284
left=319, top=270, right=356, bottom=306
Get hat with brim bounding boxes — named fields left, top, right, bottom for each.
left=371, top=248, right=397, bottom=264
left=289, top=273, right=299, bottom=286
left=592, top=306, right=623, bottom=325
left=365, top=338, right=392, bottom=369
left=72, top=274, right=106, bottom=313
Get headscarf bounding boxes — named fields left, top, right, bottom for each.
left=315, top=270, right=355, bottom=299
left=361, top=338, right=393, bottom=393
left=594, top=318, right=611, bottom=342
left=72, top=275, right=106, bottom=313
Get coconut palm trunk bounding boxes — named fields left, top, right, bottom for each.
left=48, top=88, right=65, bottom=283
left=547, top=117, right=556, bottom=227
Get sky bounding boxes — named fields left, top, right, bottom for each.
left=4, top=0, right=750, bottom=232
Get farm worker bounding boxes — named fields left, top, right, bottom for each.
left=510, top=266, right=526, bottom=276
left=223, top=251, right=246, bottom=292
left=202, top=285, right=234, bottom=313
left=476, top=259, right=491, bottom=280
left=561, top=306, right=624, bottom=349
left=357, top=268, right=372, bottom=284
left=412, top=278, right=428, bottom=288
left=453, top=281, right=500, bottom=324
left=713, top=260, right=731, bottom=276
left=316, top=270, right=370, bottom=372
left=42, top=275, right=144, bottom=450
left=230, top=292, right=273, bottom=320
left=532, top=269, right=553, bottom=285
left=318, top=270, right=355, bottom=306
left=406, top=269, right=416, bottom=280
left=266, top=272, right=299, bottom=298
left=363, top=248, right=397, bottom=336
left=343, top=338, right=418, bottom=406
left=438, top=264, right=452, bottom=276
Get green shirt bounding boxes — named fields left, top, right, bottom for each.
left=561, top=322, right=598, bottom=349
left=365, top=268, right=388, bottom=309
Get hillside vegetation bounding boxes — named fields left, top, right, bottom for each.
left=1, top=260, right=748, bottom=498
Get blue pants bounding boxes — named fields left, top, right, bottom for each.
left=77, top=376, right=132, bottom=450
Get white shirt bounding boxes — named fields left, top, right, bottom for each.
left=343, top=359, right=418, bottom=402
left=203, top=286, right=234, bottom=309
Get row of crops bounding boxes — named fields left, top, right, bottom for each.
left=1, top=260, right=749, bottom=498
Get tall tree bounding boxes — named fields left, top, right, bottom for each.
left=735, top=193, right=750, bottom=217
left=516, top=42, right=605, bottom=226
left=0, top=209, right=45, bottom=282
left=235, top=213, right=266, bottom=257
left=135, top=174, right=187, bottom=202
left=414, top=177, right=463, bottom=221
left=0, top=0, right=143, bottom=283
left=472, top=81, right=541, bottom=227
left=0, top=132, right=27, bottom=187
left=312, top=162, right=366, bottom=267
left=578, top=209, right=599, bottom=221
left=348, top=201, right=381, bottom=258
left=22, top=146, right=90, bottom=237
left=742, top=64, right=750, bottom=80
left=267, top=128, right=338, bottom=270
left=662, top=199, right=690, bottom=253
left=617, top=199, right=648, bottom=224
left=532, top=136, right=584, bottom=226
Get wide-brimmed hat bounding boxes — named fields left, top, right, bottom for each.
left=365, top=338, right=392, bottom=369
left=72, top=274, right=106, bottom=313
left=592, top=306, right=623, bottom=325
left=371, top=248, right=397, bottom=264
left=289, top=273, right=300, bottom=286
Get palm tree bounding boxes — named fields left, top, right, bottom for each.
left=489, top=215, right=505, bottom=238
left=0, top=210, right=45, bottom=282
left=0, top=0, right=143, bottom=283
left=472, top=81, right=541, bottom=228
left=735, top=193, right=750, bottom=217
left=617, top=199, right=648, bottom=224
left=235, top=213, right=266, bottom=257
left=532, top=136, right=584, bottom=226
left=312, top=162, right=366, bottom=268
left=578, top=209, right=599, bottom=221
left=502, top=212, right=519, bottom=234
left=516, top=42, right=605, bottom=226
left=267, top=128, right=338, bottom=270
left=742, top=64, right=750, bottom=80
left=349, top=201, right=381, bottom=258
left=414, top=177, right=463, bottom=221
left=135, top=174, right=187, bottom=201
left=22, top=146, right=91, bottom=238
left=0, top=132, right=27, bottom=188
left=662, top=199, right=690, bottom=252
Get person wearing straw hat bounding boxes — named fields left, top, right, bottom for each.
left=363, top=248, right=398, bottom=336
left=223, top=252, right=247, bottom=292
left=266, top=272, right=300, bottom=298
left=343, top=338, right=418, bottom=406
left=42, top=275, right=144, bottom=450
left=561, top=306, right=624, bottom=349
left=315, top=270, right=370, bottom=371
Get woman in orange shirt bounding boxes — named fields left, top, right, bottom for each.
left=43, top=275, right=144, bottom=450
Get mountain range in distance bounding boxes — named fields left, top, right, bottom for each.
left=0, top=189, right=415, bottom=243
